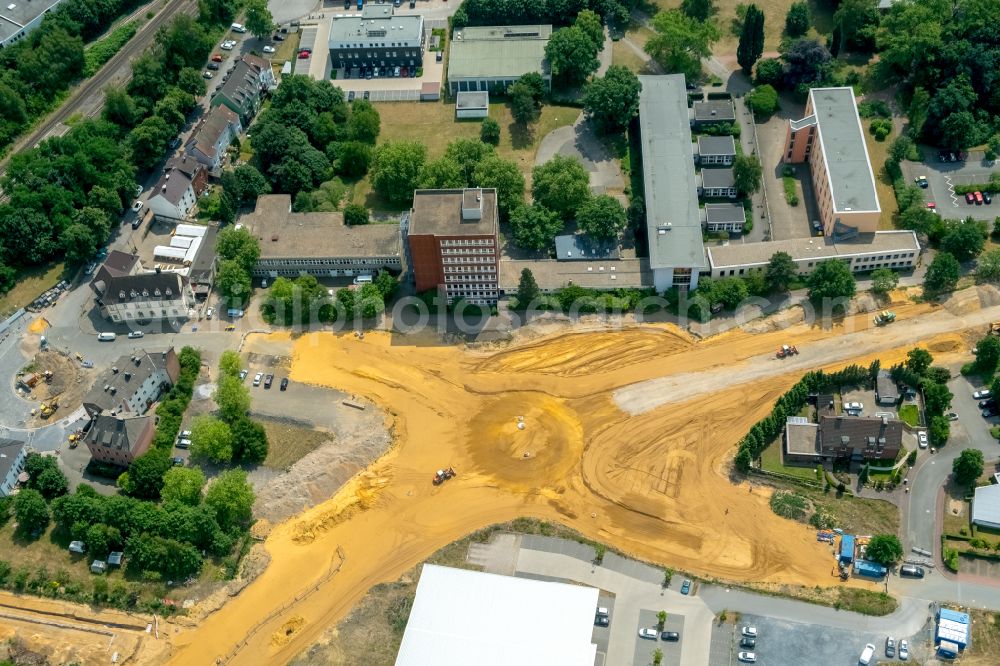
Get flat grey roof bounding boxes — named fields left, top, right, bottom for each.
left=786, top=420, right=819, bottom=456
left=638, top=75, right=707, bottom=271
left=693, top=99, right=735, bottom=122
left=456, top=91, right=489, bottom=109
left=973, top=485, right=1000, bottom=526
left=697, top=135, right=735, bottom=156
left=700, top=168, right=734, bottom=189
left=704, top=203, right=746, bottom=224
left=409, top=188, right=498, bottom=237
left=553, top=234, right=620, bottom=261
left=706, top=230, right=920, bottom=269
left=329, top=9, right=423, bottom=48
left=0, top=0, right=63, bottom=43
left=448, top=25, right=551, bottom=81
left=500, top=258, right=648, bottom=290
left=808, top=87, right=880, bottom=214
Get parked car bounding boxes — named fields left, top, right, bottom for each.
left=660, top=631, right=680, bottom=641
left=393, top=65, right=400, bottom=77
left=127, top=331, right=144, bottom=339
left=594, top=615, right=609, bottom=627
left=885, top=636, right=895, bottom=658
left=740, top=637, right=756, bottom=648
left=917, top=431, right=928, bottom=448
left=966, top=192, right=976, bottom=204
left=134, top=184, right=143, bottom=197
left=273, top=33, right=284, bottom=41
left=180, top=430, right=192, bottom=438
left=638, top=628, right=658, bottom=640
left=172, top=457, right=184, bottom=466
left=221, top=41, right=234, bottom=51
left=741, top=626, right=758, bottom=638
left=859, top=643, right=876, bottom=665
left=348, top=91, right=355, bottom=101
left=212, top=53, right=223, bottom=62
left=298, top=51, right=310, bottom=59
left=737, top=652, right=756, bottom=663
left=900, top=565, right=925, bottom=578
left=131, top=200, right=143, bottom=213
left=983, top=407, right=998, bottom=418
left=401, top=66, right=409, bottom=77
left=975, top=191, right=984, bottom=205
left=239, top=369, right=248, bottom=381
left=131, top=217, right=143, bottom=229
left=206, top=307, right=214, bottom=319
left=985, top=192, right=993, bottom=205
left=844, top=401, right=864, bottom=413
left=264, top=374, right=274, bottom=389
left=974, top=389, right=992, bottom=399
left=680, top=579, right=691, bottom=594
left=899, top=639, right=909, bottom=660
left=208, top=62, right=220, bottom=70
left=946, top=412, right=959, bottom=421
left=280, top=378, right=289, bottom=391
left=979, top=399, right=996, bottom=409
left=263, top=45, right=275, bottom=54
left=176, top=438, right=191, bottom=449
left=363, top=90, right=370, bottom=100
left=253, top=372, right=263, bottom=386
left=915, top=175, right=929, bottom=188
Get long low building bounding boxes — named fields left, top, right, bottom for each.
left=706, top=230, right=920, bottom=280
left=447, top=25, right=552, bottom=95
left=244, top=195, right=402, bottom=278
left=500, top=258, right=648, bottom=293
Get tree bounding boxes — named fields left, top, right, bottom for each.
left=204, top=469, right=255, bottom=533
left=103, top=88, right=138, bottom=127
left=765, top=252, right=797, bottom=292
left=216, top=226, right=261, bottom=272
left=128, top=115, right=172, bottom=171
left=865, top=534, right=903, bottom=566
left=905, top=348, right=933, bottom=375
left=737, top=4, right=765, bottom=75
left=344, top=203, right=369, bottom=226
left=870, top=268, right=899, bottom=295
left=924, top=251, right=960, bottom=296
left=161, top=467, right=206, bottom=507
left=347, top=101, right=382, bottom=144
left=782, top=38, right=831, bottom=87
left=231, top=417, right=269, bottom=463
left=118, top=450, right=171, bottom=500
left=577, top=195, right=626, bottom=241
left=509, top=82, right=540, bottom=125
left=953, top=449, right=984, bottom=486
left=833, top=0, right=878, bottom=53
left=510, top=204, right=564, bottom=251
left=574, top=10, right=605, bottom=51
left=371, top=141, right=426, bottom=204
left=975, top=335, right=1000, bottom=375
left=419, top=157, right=466, bottom=190
left=85, top=524, right=121, bottom=559
left=746, top=85, right=778, bottom=115
left=244, top=0, right=275, bottom=40
left=516, top=72, right=546, bottom=101
left=217, top=260, right=251, bottom=307
left=24, top=454, right=68, bottom=500
left=532, top=155, right=591, bottom=220
left=929, top=414, right=950, bottom=447
left=978, top=249, right=1000, bottom=282
left=656, top=610, right=667, bottom=629
left=681, top=0, right=714, bottom=21
left=806, top=259, right=856, bottom=304
left=515, top=268, right=540, bottom=308
left=645, top=10, right=718, bottom=79
left=336, top=141, right=372, bottom=177
left=733, top=154, right=762, bottom=195
left=480, top=117, right=500, bottom=146
left=214, top=375, right=251, bottom=423
left=923, top=381, right=953, bottom=417
left=472, top=156, right=525, bottom=218
left=374, top=270, right=398, bottom=301
left=219, top=350, right=242, bottom=379
left=754, top=58, right=784, bottom=86
left=785, top=2, right=809, bottom=37
left=545, top=26, right=600, bottom=85
left=582, top=66, right=642, bottom=135
left=13, top=489, right=49, bottom=537
left=941, top=218, right=986, bottom=263
left=444, top=139, right=494, bottom=185
left=190, top=415, right=234, bottom=464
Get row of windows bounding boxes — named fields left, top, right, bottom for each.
left=444, top=276, right=498, bottom=283
left=115, top=308, right=184, bottom=318
left=706, top=222, right=744, bottom=232
left=444, top=266, right=496, bottom=273
left=702, top=187, right=737, bottom=197
left=338, top=50, right=420, bottom=58
left=441, top=248, right=494, bottom=255
left=716, top=254, right=916, bottom=278
left=259, top=258, right=398, bottom=266
left=336, top=41, right=420, bottom=49
left=451, top=79, right=519, bottom=93
left=440, top=239, right=494, bottom=247
left=446, top=290, right=498, bottom=298
left=700, top=155, right=733, bottom=165
left=855, top=260, right=914, bottom=271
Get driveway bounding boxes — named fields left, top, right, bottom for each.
left=755, top=105, right=814, bottom=243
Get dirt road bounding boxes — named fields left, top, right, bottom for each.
left=154, top=287, right=997, bottom=665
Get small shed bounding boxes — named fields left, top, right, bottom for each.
left=107, top=551, right=124, bottom=568
left=90, top=560, right=107, bottom=575
left=420, top=82, right=441, bottom=102
left=838, top=534, right=855, bottom=564
left=69, top=541, right=86, bottom=554
left=937, top=608, right=970, bottom=649
left=875, top=371, right=899, bottom=405
left=456, top=91, right=489, bottom=119
left=852, top=559, right=887, bottom=578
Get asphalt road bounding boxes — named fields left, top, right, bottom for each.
left=0, top=0, right=196, bottom=182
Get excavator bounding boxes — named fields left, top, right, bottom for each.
left=40, top=392, right=62, bottom=419
left=433, top=467, right=457, bottom=485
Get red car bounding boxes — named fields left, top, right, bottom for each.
left=926, top=201, right=936, bottom=210
left=298, top=51, right=310, bottom=59
left=966, top=192, right=976, bottom=204
left=975, top=191, right=984, bottom=205
left=211, top=54, right=223, bottom=62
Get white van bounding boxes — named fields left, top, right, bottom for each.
left=231, top=23, right=247, bottom=32
left=97, top=332, right=117, bottom=342
left=353, top=274, right=373, bottom=286
left=859, top=643, right=875, bottom=665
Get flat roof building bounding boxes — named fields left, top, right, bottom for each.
left=695, top=135, right=736, bottom=165
left=638, top=75, right=707, bottom=291
left=0, top=0, right=66, bottom=48
left=243, top=195, right=402, bottom=278
left=784, top=87, right=880, bottom=238
left=408, top=188, right=499, bottom=305
left=448, top=25, right=552, bottom=95
left=692, top=98, right=736, bottom=126
left=455, top=91, right=489, bottom=118
left=329, top=6, right=424, bottom=71
left=554, top=234, right=621, bottom=261
left=395, top=564, right=598, bottom=666
left=500, top=258, right=648, bottom=292
left=973, top=484, right=1000, bottom=530
left=703, top=203, right=746, bottom=233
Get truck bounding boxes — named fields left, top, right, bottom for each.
left=873, top=310, right=896, bottom=326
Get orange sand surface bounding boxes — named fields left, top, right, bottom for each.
left=162, top=292, right=985, bottom=664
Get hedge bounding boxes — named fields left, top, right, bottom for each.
left=151, top=347, right=201, bottom=450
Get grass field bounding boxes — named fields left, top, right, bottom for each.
left=898, top=404, right=919, bottom=427
left=0, top=263, right=66, bottom=318
left=349, top=101, right=581, bottom=211
left=862, top=124, right=900, bottom=230
left=760, top=441, right=819, bottom=481
left=260, top=419, right=332, bottom=470
left=612, top=40, right=655, bottom=74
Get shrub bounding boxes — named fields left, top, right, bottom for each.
left=769, top=490, right=809, bottom=520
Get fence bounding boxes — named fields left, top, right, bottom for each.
left=219, top=545, right=347, bottom=664
left=0, top=308, right=26, bottom=336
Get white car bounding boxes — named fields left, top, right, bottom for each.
left=206, top=307, right=213, bottom=319
left=638, top=628, right=658, bottom=640
left=239, top=369, right=248, bottom=381
left=134, top=184, right=143, bottom=197
left=898, top=639, right=909, bottom=660
left=127, top=331, right=144, bottom=339
left=220, top=41, right=234, bottom=50
left=974, top=389, right=992, bottom=400
left=737, top=652, right=757, bottom=663
left=131, top=200, right=143, bottom=213
left=263, top=45, right=275, bottom=54
left=180, top=430, right=192, bottom=438
left=918, top=431, right=928, bottom=448
left=253, top=372, right=263, bottom=387
left=741, top=626, right=758, bottom=638
left=946, top=412, right=959, bottom=421
left=844, top=401, right=864, bottom=413
left=203, top=71, right=214, bottom=79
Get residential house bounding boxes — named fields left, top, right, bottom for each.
left=89, top=251, right=141, bottom=293
left=695, top=135, right=736, bottom=166
left=91, top=272, right=195, bottom=324
left=83, top=349, right=180, bottom=419
left=147, top=156, right=208, bottom=222
left=184, top=105, right=242, bottom=171
left=84, top=414, right=155, bottom=468
left=784, top=414, right=904, bottom=465
left=211, top=54, right=277, bottom=123
left=699, top=168, right=737, bottom=199
left=0, top=439, right=27, bottom=497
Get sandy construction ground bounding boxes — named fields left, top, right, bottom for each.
left=156, top=287, right=1000, bottom=665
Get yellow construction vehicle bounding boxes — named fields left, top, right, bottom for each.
left=40, top=392, right=62, bottom=418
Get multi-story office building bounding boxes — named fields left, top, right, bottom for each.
left=408, top=188, right=500, bottom=306
left=328, top=5, right=424, bottom=71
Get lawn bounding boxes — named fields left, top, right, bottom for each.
left=611, top=40, right=655, bottom=74
left=898, top=404, right=920, bottom=427
left=260, top=419, right=332, bottom=471
left=862, top=123, right=900, bottom=230
left=759, top=441, right=820, bottom=481
left=0, top=262, right=66, bottom=318
left=965, top=610, right=1000, bottom=666
left=349, top=100, right=581, bottom=210
left=272, top=31, right=301, bottom=78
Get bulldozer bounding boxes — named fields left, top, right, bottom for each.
left=433, top=467, right=457, bottom=485
left=873, top=310, right=896, bottom=326
left=776, top=344, right=799, bottom=358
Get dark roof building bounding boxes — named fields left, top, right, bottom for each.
left=696, top=135, right=737, bottom=163
left=785, top=414, right=904, bottom=465
left=83, top=349, right=180, bottom=419
left=211, top=54, right=277, bottom=122
left=90, top=251, right=141, bottom=295
left=876, top=370, right=899, bottom=405
left=185, top=105, right=242, bottom=171
left=92, top=272, right=194, bottom=323
left=84, top=413, right=155, bottom=467
left=692, top=99, right=736, bottom=125
left=703, top=203, right=746, bottom=232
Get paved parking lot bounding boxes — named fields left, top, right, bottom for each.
left=592, top=591, right=615, bottom=664
left=632, top=609, right=684, bottom=666
left=903, top=154, right=999, bottom=220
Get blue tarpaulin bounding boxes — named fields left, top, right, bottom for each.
left=839, top=535, right=856, bottom=563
